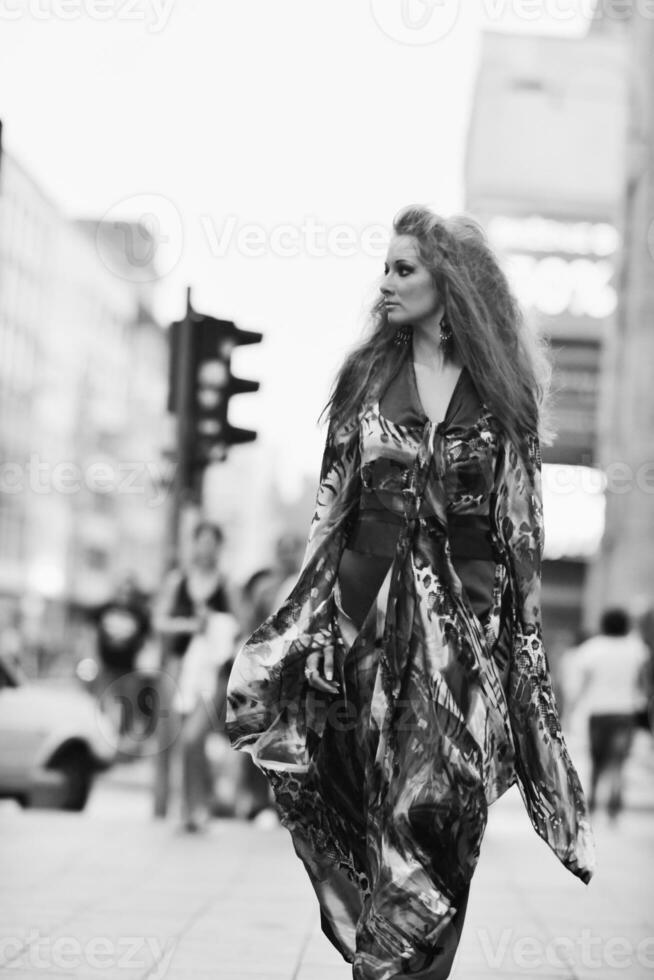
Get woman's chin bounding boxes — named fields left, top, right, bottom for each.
left=386, top=309, right=407, bottom=324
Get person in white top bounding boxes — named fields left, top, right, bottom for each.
left=155, top=521, right=239, bottom=832
left=565, top=607, right=651, bottom=819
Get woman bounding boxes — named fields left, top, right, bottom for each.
left=226, top=206, right=595, bottom=979
left=155, top=520, right=237, bottom=831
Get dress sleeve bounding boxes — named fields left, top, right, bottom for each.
left=225, top=415, right=361, bottom=761
left=300, top=412, right=361, bottom=572
left=494, top=430, right=596, bottom=884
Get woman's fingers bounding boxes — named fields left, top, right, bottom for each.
left=308, top=675, right=340, bottom=694
left=305, top=646, right=340, bottom=693
left=304, top=651, right=323, bottom=689
left=323, top=645, right=334, bottom=682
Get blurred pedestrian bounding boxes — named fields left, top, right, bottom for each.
left=634, top=605, right=654, bottom=732
left=226, top=205, right=594, bottom=978
left=0, top=608, right=22, bottom=674
left=238, top=533, right=305, bottom=622
left=269, top=531, right=305, bottom=607
left=558, top=627, right=592, bottom=723
left=94, top=575, right=151, bottom=739
left=565, top=607, right=650, bottom=820
left=155, top=521, right=238, bottom=832
left=238, top=568, right=278, bottom=637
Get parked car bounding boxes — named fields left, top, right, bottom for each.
left=0, top=655, right=117, bottom=811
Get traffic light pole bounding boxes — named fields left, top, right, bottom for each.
left=153, top=290, right=262, bottom=818
left=153, top=286, right=196, bottom=819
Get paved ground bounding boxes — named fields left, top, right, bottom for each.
left=1, top=729, right=653, bottom=980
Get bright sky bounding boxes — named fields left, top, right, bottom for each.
left=0, top=1, right=592, bottom=497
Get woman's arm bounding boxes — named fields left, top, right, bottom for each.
left=495, top=432, right=545, bottom=635
left=493, top=430, right=595, bottom=883
left=300, top=412, right=361, bottom=572
left=295, top=412, right=361, bottom=693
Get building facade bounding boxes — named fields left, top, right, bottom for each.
left=584, top=13, right=654, bottom=627
left=464, top=28, right=629, bottom=656
left=0, top=128, right=169, bottom=666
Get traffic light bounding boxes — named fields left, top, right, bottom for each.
left=168, top=304, right=262, bottom=470
left=192, top=315, right=262, bottom=463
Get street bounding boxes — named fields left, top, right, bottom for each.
left=1, top=730, right=653, bottom=980
left=1, top=7, right=654, bottom=980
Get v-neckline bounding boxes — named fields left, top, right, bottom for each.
left=408, top=355, right=466, bottom=429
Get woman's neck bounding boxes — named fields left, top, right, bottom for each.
left=412, top=310, right=461, bottom=370
left=412, top=317, right=446, bottom=369
left=190, top=560, right=220, bottom=578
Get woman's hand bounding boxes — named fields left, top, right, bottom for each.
left=304, top=646, right=340, bottom=694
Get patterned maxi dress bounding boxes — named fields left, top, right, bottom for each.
left=225, top=350, right=596, bottom=980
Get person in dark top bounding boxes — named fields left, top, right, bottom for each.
left=157, top=529, right=231, bottom=660
left=96, top=576, right=150, bottom=671
left=94, top=575, right=151, bottom=736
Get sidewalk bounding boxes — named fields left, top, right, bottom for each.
left=1, top=760, right=653, bottom=979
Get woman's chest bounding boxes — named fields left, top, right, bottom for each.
left=359, top=406, right=501, bottom=511
left=184, top=571, right=225, bottom=608
left=412, top=360, right=464, bottom=428
left=436, top=422, right=501, bottom=512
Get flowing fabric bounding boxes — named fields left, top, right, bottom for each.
left=225, top=353, right=596, bottom=980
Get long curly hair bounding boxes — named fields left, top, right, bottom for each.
left=322, top=205, right=555, bottom=454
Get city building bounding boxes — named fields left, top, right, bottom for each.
left=0, top=124, right=169, bottom=666
left=464, top=27, right=629, bottom=655
left=585, top=12, right=654, bottom=627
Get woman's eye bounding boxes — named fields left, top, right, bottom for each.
left=383, top=263, right=413, bottom=276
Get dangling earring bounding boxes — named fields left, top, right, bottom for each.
left=439, top=314, right=453, bottom=353
left=394, top=324, right=412, bottom=346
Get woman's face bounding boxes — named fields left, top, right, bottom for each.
left=193, top=529, right=222, bottom=567
left=380, top=234, right=440, bottom=327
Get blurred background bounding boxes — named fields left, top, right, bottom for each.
left=0, top=4, right=654, bottom=977
left=1, top=2, right=653, bottom=671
